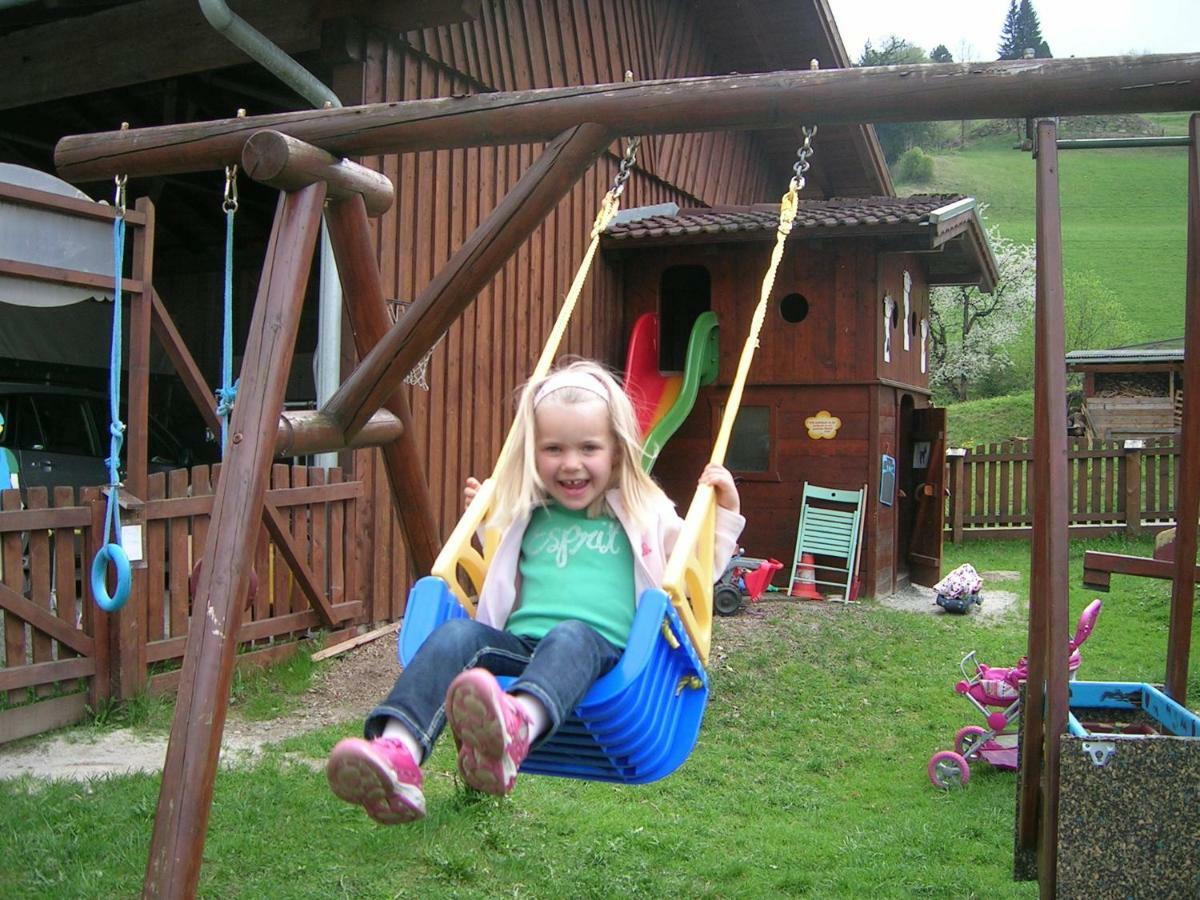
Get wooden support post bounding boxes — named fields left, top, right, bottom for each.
left=1122, top=439, right=1144, bottom=538
left=947, top=448, right=966, bottom=545
left=143, top=183, right=326, bottom=900
left=1016, top=120, right=1071, bottom=895
left=322, top=195, right=441, bottom=575
left=323, top=123, right=614, bottom=438
left=1165, top=113, right=1199, bottom=703
left=55, top=55, right=1200, bottom=181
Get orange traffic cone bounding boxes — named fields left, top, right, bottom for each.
left=790, top=553, right=822, bottom=600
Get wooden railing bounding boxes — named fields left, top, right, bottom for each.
left=0, top=464, right=365, bottom=743
left=946, top=437, right=1179, bottom=542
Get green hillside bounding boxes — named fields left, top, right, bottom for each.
left=897, top=114, right=1194, bottom=343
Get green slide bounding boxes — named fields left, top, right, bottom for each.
left=642, top=311, right=720, bottom=472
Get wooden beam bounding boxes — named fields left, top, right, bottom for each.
left=150, top=289, right=222, bottom=436
left=1166, top=112, right=1199, bottom=704
left=322, top=194, right=442, bottom=575
left=2, top=0, right=323, bottom=112
left=0, top=582, right=94, bottom=657
left=55, top=54, right=1200, bottom=182
left=1084, top=550, right=1200, bottom=588
left=323, top=124, right=614, bottom=438
left=241, top=130, right=395, bottom=217
left=310, top=621, right=400, bottom=662
left=1022, top=120, right=1072, bottom=894
left=260, top=501, right=336, bottom=627
left=144, top=182, right=326, bottom=900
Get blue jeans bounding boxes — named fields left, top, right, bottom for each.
left=365, top=618, right=622, bottom=763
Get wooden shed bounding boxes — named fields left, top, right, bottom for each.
left=605, top=196, right=996, bottom=598
left=1066, top=342, right=1184, bottom=441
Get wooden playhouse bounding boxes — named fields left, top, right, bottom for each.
left=604, top=195, right=998, bottom=598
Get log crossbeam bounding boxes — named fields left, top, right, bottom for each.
left=54, top=55, right=1200, bottom=183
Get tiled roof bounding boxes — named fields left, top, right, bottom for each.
left=605, top=195, right=967, bottom=241
left=1066, top=348, right=1184, bottom=366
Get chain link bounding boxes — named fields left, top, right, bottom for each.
left=611, top=135, right=641, bottom=199
left=113, top=174, right=127, bottom=214
left=790, top=125, right=819, bottom=192
left=223, top=164, right=239, bottom=213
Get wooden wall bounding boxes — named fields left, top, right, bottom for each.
left=328, top=1, right=779, bottom=615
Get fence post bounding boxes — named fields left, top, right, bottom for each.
left=1123, top=439, right=1144, bottom=537
left=947, top=448, right=967, bottom=544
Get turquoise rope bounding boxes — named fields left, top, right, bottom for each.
left=92, top=209, right=131, bottom=613
left=215, top=205, right=239, bottom=454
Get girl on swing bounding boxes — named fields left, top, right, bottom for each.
left=327, top=359, right=744, bottom=824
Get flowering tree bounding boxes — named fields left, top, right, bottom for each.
left=928, top=227, right=1036, bottom=401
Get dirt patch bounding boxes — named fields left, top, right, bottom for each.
left=0, top=633, right=401, bottom=782
left=877, top=582, right=1020, bottom=620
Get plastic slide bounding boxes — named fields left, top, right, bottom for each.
left=623, top=311, right=719, bottom=472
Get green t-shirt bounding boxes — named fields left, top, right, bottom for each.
left=505, top=503, right=636, bottom=649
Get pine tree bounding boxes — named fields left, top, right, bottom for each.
left=998, top=0, right=1022, bottom=59
left=998, top=0, right=1052, bottom=60
left=930, top=44, right=954, bottom=63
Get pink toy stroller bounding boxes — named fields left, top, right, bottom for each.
left=927, top=598, right=1103, bottom=788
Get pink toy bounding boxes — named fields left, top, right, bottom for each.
left=927, top=598, right=1102, bottom=788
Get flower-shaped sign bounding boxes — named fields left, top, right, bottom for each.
left=805, top=410, right=841, bottom=440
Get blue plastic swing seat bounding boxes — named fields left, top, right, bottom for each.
left=398, top=576, right=708, bottom=784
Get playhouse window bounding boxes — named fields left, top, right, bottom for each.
left=726, top=405, right=771, bottom=473
left=659, top=265, right=711, bottom=371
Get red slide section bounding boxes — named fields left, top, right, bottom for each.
left=623, top=313, right=676, bottom=438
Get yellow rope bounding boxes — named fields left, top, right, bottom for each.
left=660, top=184, right=799, bottom=664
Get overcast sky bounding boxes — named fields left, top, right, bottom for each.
left=826, top=0, right=1198, bottom=62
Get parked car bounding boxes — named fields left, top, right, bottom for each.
left=0, top=382, right=198, bottom=491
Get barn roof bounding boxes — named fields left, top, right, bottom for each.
left=605, top=194, right=998, bottom=291
left=691, top=0, right=894, bottom=198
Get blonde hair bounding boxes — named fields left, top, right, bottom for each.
left=488, top=359, right=668, bottom=530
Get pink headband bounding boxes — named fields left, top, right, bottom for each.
left=533, top=371, right=610, bottom=408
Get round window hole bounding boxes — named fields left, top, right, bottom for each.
left=779, top=292, right=809, bottom=323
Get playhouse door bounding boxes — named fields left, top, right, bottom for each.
left=907, top=406, right=946, bottom=587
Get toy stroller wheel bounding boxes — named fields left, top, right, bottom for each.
left=714, top=584, right=742, bottom=617
left=928, top=751, right=970, bottom=789
left=955, top=725, right=988, bottom=758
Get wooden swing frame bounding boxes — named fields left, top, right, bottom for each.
left=50, top=54, right=1200, bottom=899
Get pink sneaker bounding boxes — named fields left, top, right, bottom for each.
left=445, top=669, right=533, bottom=795
left=326, top=737, right=426, bottom=824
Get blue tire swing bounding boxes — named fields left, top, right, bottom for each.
left=90, top=172, right=133, bottom=612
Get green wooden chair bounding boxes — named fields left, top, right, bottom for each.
left=788, top=482, right=867, bottom=603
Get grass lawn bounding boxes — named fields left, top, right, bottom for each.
left=3, top=535, right=1196, bottom=898
left=896, top=120, right=1192, bottom=343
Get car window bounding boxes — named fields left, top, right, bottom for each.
left=1, top=394, right=44, bottom=451
left=31, top=393, right=95, bottom=455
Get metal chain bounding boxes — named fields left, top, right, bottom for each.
left=609, top=69, right=641, bottom=200
left=223, top=164, right=239, bottom=213
left=611, top=135, right=641, bottom=199
left=790, top=125, right=819, bottom=192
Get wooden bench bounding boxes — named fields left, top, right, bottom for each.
left=1082, top=551, right=1200, bottom=591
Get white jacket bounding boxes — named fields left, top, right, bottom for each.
left=476, top=490, right=746, bottom=630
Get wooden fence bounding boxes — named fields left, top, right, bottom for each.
left=946, top=437, right=1179, bottom=542
left=0, top=464, right=367, bottom=743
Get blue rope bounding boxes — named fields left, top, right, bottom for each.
left=91, top=206, right=131, bottom=613
left=104, top=213, right=126, bottom=545
left=217, top=203, right=238, bottom=454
